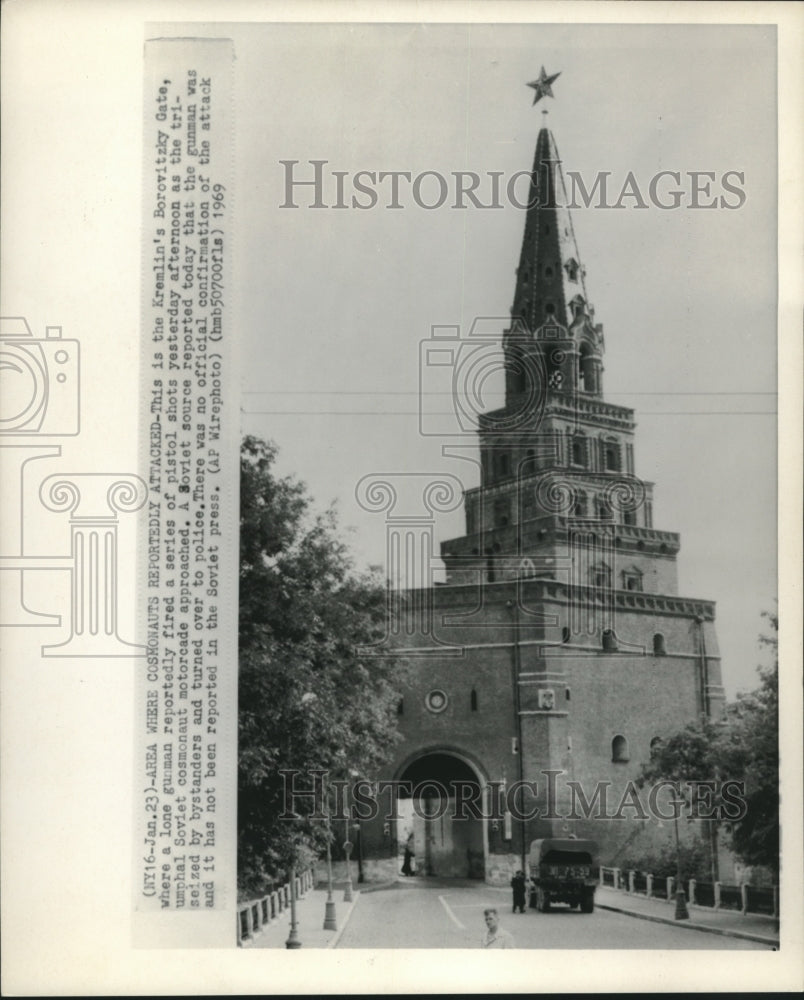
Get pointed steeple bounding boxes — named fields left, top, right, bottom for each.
left=511, top=126, right=591, bottom=334
left=506, top=117, right=605, bottom=401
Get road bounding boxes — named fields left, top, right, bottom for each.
left=335, top=879, right=772, bottom=950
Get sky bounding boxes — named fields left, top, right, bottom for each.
left=221, top=21, right=778, bottom=699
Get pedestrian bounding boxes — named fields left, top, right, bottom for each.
left=510, top=869, right=527, bottom=914
left=401, top=831, right=415, bottom=876
left=481, top=907, right=515, bottom=948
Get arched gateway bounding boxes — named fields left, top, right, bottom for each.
left=395, top=749, right=487, bottom=879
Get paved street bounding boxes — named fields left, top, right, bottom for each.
left=334, top=880, right=773, bottom=950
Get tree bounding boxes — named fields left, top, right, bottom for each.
left=715, top=611, right=778, bottom=878
left=238, top=436, right=408, bottom=898
left=638, top=611, right=779, bottom=882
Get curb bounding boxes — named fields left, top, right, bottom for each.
left=326, top=891, right=361, bottom=949
left=597, top=900, right=779, bottom=947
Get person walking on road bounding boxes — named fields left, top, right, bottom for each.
left=401, top=831, right=415, bottom=876
left=482, top=908, right=516, bottom=948
left=510, top=870, right=527, bottom=914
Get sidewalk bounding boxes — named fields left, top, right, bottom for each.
left=243, top=883, right=361, bottom=949
left=596, top=885, right=779, bottom=947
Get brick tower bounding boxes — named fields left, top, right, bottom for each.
left=356, top=95, right=726, bottom=886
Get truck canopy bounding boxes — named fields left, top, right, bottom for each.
left=528, top=838, right=600, bottom=867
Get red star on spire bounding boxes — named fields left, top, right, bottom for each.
left=527, top=67, right=561, bottom=105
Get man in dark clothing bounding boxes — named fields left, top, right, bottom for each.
left=401, top=832, right=415, bottom=876
left=510, top=870, right=527, bottom=913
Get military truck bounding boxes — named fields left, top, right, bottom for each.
left=528, top=838, right=600, bottom=913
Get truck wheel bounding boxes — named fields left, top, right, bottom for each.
left=580, top=890, right=594, bottom=914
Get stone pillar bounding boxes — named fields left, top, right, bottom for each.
left=646, top=874, right=653, bottom=898
left=740, top=883, right=748, bottom=915
left=354, top=473, right=463, bottom=649
left=628, top=870, right=635, bottom=893
left=39, top=473, right=147, bottom=656
left=714, top=882, right=722, bottom=910
left=666, top=876, right=674, bottom=899
left=688, top=878, right=696, bottom=905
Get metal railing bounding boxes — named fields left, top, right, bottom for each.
left=236, top=869, right=314, bottom=946
left=600, top=866, right=778, bottom=918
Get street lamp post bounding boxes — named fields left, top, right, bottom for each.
left=671, top=793, right=690, bottom=921
left=285, top=863, right=302, bottom=948
left=323, top=810, right=338, bottom=931
left=355, top=820, right=364, bottom=884
left=343, top=823, right=354, bottom=903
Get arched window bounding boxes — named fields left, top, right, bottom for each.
left=623, top=510, right=636, bottom=527
left=519, top=557, right=536, bottom=579
left=572, top=436, right=587, bottom=467
left=649, top=736, right=663, bottom=757
left=590, top=563, right=612, bottom=590
left=612, top=735, right=629, bottom=762
left=653, top=633, right=667, bottom=656
left=470, top=689, right=478, bottom=712
left=597, top=499, right=613, bottom=520
left=579, top=344, right=595, bottom=392
left=602, top=628, right=618, bottom=652
left=604, top=440, right=620, bottom=471
left=494, top=499, right=510, bottom=528
left=573, top=491, right=587, bottom=517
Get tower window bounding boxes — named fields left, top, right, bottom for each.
left=397, top=698, right=404, bottom=716
left=561, top=626, right=570, bottom=644
left=486, top=559, right=496, bottom=583
left=604, top=443, right=620, bottom=471
left=545, top=266, right=553, bottom=278
left=602, top=628, right=618, bottom=652
left=591, top=564, right=612, bottom=589
left=611, top=735, right=630, bottom=762
left=579, top=343, right=596, bottom=392
left=597, top=500, right=613, bottom=520
left=623, top=510, right=636, bottom=527
left=653, top=633, right=667, bottom=656
left=545, top=302, right=555, bottom=315
left=650, top=736, right=663, bottom=757
left=573, top=491, right=587, bottom=517
left=470, top=689, right=478, bottom=712
left=622, top=569, right=643, bottom=592
left=565, top=687, right=571, bottom=701
left=494, top=498, right=510, bottom=528
left=572, top=437, right=587, bottom=467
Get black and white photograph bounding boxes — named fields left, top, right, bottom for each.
left=1, top=3, right=802, bottom=995
left=234, top=18, right=782, bottom=954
